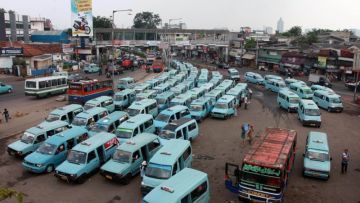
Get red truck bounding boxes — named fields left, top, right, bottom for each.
left=151, top=59, right=165, bottom=73
left=121, top=59, right=133, bottom=70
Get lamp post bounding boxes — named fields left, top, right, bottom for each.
left=111, top=9, right=132, bottom=83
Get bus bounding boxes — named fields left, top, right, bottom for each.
left=225, top=128, right=297, bottom=202
left=67, top=79, right=114, bottom=104
left=25, top=76, right=68, bottom=98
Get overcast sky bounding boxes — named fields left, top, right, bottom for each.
left=1, top=0, right=360, bottom=31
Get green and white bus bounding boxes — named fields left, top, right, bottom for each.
left=25, top=76, right=68, bottom=98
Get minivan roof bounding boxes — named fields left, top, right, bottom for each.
left=217, top=95, right=235, bottom=103
left=161, top=105, right=188, bottom=115
left=300, top=99, right=319, bottom=109
left=119, top=114, right=153, bottom=129
left=27, top=120, right=69, bottom=135
left=50, top=104, right=83, bottom=115
left=118, top=133, right=159, bottom=153
left=314, top=90, right=340, bottom=98
left=129, top=99, right=156, bottom=109
left=119, top=77, right=134, bottom=82
left=163, top=117, right=194, bottom=131
left=150, top=139, right=190, bottom=166
left=308, top=131, right=329, bottom=152
left=46, top=126, right=87, bottom=146
left=156, top=91, right=175, bottom=99
left=96, top=111, right=128, bottom=125
left=115, top=89, right=135, bottom=96
left=85, top=96, right=112, bottom=104
left=143, top=168, right=207, bottom=203
left=279, top=89, right=299, bottom=98
left=76, top=107, right=108, bottom=118
left=72, top=132, right=116, bottom=153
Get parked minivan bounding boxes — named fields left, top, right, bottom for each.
left=290, top=82, right=313, bottom=99
left=153, top=83, right=171, bottom=95
left=277, top=88, right=300, bottom=112
left=303, top=131, right=331, bottom=180
left=228, top=68, right=240, bottom=81
left=170, top=93, right=193, bottom=108
left=44, top=104, right=83, bottom=124
left=7, top=121, right=70, bottom=157
left=154, top=106, right=192, bottom=132
left=189, top=97, right=214, bottom=121
left=159, top=118, right=199, bottom=143
left=205, top=89, right=224, bottom=104
left=22, top=126, right=88, bottom=173
left=265, top=78, right=287, bottom=93
left=115, top=114, right=155, bottom=143
left=244, top=72, right=264, bottom=85
left=297, top=99, right=321, bottom=127
left=84, top=96, right=115, bottom=113
left=135, top=90, right=157, bottom=101
left=313, top=90, right=343, bottom=112
left=54, top=132, right=119, bottom=183
left=71, top=107, right=109, bottom=130
left=310, top=85, right=334, bottom=93
left=155, top=91, right=175, bottom=112
left=127, top=99, right=158, bottom=118
left=211, top=95, right=237, bottom=119
left=117, top=77, right=135, bottom=90
left=170, top=84, right=188, bottom=96
left=143, top=168, right=210, bottom=203
left=88, top=111, right=129, bottom=136
left=100, top=133, right=162, bottom=184
left=141, top=139, right=192, bottom=195
left=114, top=89, right=136, bottom=110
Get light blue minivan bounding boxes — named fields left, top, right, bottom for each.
left=142, top=168, right=210, bottom=203
left=189, top=97, right=214, bottom=121
left=114, top=89, right=136, bottom=110
left=244, top=72, right=264, bottom=85
left=155, top=91, right=175, bottom=111
left=170, top=93, right=193, bottom=108
left=127, top=99, right=158, bottom=118
left=88, top=111, right=129, bottom=136
left=22, top=126, right=88, bottom=173
left=159, top=118, right=199, bottom=144
left=277, top=88, right=300, bottom=112
left=297, top=99, right=321, bottom=127
left=44, top=104, right=83, bottom=124
left=313, top=90, right=343, bottom=112
left=115, top=114, right=155, bottom=144
left=265, top=79, right=287, bottom=93
left=7, top=121, right=70, bottom=157
left=100, top=133, right=162, bottom=184
left=71, top=107, right=109, bottom=130
left=290, top=82, right=313, bottom=100
left=54, top=132, right=119, bottom=183
left=211, top=95, right=237, bottom=119
left=303, top=131, right=331, bottom=180
left=154, top=105, right=191, bottom=132
left=141, top=139, right=193, bottom=195
left=83, top=96, right=115, bottom=113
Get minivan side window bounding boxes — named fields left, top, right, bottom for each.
left=87, top=151, right=96, bottom=163
left=147, top=139, right=161, bottom=152
left=133, top=128, right=139, bottom=137
left=176, top=130, right=182, bottom=139
left=183, top=146, right=191, bottom=160
left=47, top=130, right=55, bottom=137
left=144, top=119, right=153, bottom=129
left=188, top=122, right=197, bottom=132
left=191, top=181, right=208, bottom=201
left=35, top=134, right=46, bottom=143
left=172, top=162, right=178, bottom=175
left=181, top=110, right=190, bottom=117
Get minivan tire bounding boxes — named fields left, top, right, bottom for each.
left=122, top=174, right=131, bottom=185
left=46, top=165, right=54, bottom=173
left=77, top=174, right=87, bottom=184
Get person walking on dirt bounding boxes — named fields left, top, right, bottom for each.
left=247, top=124, right=254, bottom=145
left=3, top=108, right=9, bottom=123
left=241, top=123, right=249, bottom=145
left=341, top=149, right=350, bottom=174
left=140, top=161, right=147, bottom=179
left=244, top=96, right=249, bottom=109
left=248, top=89, right=253, bottom=100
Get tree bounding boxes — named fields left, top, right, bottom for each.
left=93, top=16, right=112, bottom=28
left=282, top=26, right=302, bottom=37
left=0, top=188, right=23, bottom=203
left=244, top=38, right=257, bottom=49
left=133, top=12, right=161, bottom=29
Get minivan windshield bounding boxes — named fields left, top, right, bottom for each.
left=159, top=130, right=175, bottom=139
left=306, top=151, right=329, bottom=162
left=289, top=98, right=300, bottom=104
left=215, top=102, right=228, bottom=109
left=91, top=124, right=109, bottom=132
left=145, top=163, right=172, bottom=179
left=21, top=132, right=36, bottom=144
left=190, top=105, right=203, bottom=111
left=330, top=97, right=341, bottom=103
left=303, top=89, right=313, bottom=94
left=156, top=98, right=167, bottom=105
left=127, top=108, right=140, bottom=117
left=112, top=150, right=131, bottom=163
left=84, top=103, right=97, bottom=110
left=155, top=114, right=170, bottom=122
left=72, top=117, right=88, bottom=126
left=305, top=109, right=320, bottom=116
left=36, top=143, right=57, bottom=155
left=67, top=150, right=86, bottom=164
left=46, top=114, right=60, bottom=122
left=115, top=95, right=124, bottom=101
left=116, top=129, right=133, bottom=139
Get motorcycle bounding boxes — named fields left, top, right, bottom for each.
left=73, top=15, right=91, bottom=34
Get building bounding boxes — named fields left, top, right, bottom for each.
left=0, top=9, right=53, bottom=42
left=277, top=18, right=284, bottom=33
left=31, top=30, right=70, bottom=44
left=264, top=26, right=273, bottom=34
left=258, top=47, right=296, bottom=71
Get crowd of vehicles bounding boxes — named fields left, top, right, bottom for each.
left=8, top=60, right=344, bottom=202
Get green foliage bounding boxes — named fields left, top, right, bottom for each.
left=93, top=16, right=112, bottom=28
left=282, top=26, right=302, bottom=37
left=0, top=188, right=24, bottom=203
left=13, top=58, right=26, bottom=66
left=244, top=38, right=257, bottom=49
left=133, top=12, right=161, bottom=29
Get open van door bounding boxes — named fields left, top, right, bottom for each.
left=225, top=163, right=240, bottom=193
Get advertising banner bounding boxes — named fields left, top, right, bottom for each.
left=71, top=0, right=93, bottom=37
left=62, top=44, right=73, bottom=54
left=353, top=52, right=360, bottom=72
left=318, top=56, right=327, bottom=68
left=0, top=47, right=23, bottom=56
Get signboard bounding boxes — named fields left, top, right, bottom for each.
left=353, top=52, right=360, bottom=72
left=71, top=0, right=93, bottom=37
left=159, top=42, right=169, bottom=50
left=62, top=44, right=73, bottom=54
left=0, top=47, right=23, bottom=56
left=242, top=164, right=281, bottom=177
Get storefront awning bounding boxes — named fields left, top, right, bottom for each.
left=242, top=54, right=255, bottom=60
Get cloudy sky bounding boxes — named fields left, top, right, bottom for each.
left=1, top=0, right=360, bottom=31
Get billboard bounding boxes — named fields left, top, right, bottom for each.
left=353, top=52, right=360, bottom=72
left=71, top=0, right=93, bottom=37
left=0, top=47, right=23, bottom=56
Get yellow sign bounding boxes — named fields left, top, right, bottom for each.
left=318, top=56, right=327, bottom=68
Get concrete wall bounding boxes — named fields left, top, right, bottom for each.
left=22, top=15, right=29, bottom=42
left=9, top=11, right=16, bottom=42
left=0, top=11, right=6, bottom=41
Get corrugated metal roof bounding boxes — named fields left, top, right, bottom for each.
left=31, top=30, right=65, bottom=36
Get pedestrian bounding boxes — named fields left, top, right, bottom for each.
left=247, top=124, right=254, bottom=145
left=3, top=108, right=9, bottom=123
left=98, top=67, right=102, bottom=76
left=244, top=96, right=249, bottom=109
left=140, top=161, right=147, bottom=178
left=341, top=149, right=350, bottom=174
left=248, top=89, right=253, bottom=100
left=241, top=123, right=249, bottom=145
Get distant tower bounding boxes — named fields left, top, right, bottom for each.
left=277, top=18, right=284, bottom=33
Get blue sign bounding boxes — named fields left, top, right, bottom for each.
left=0, top=47, right=23, bottom=56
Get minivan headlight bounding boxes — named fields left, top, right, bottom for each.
left=35, top=163, right=44, bottom=167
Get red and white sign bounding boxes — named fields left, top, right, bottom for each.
left=104, top=137, right=119, bottom=150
